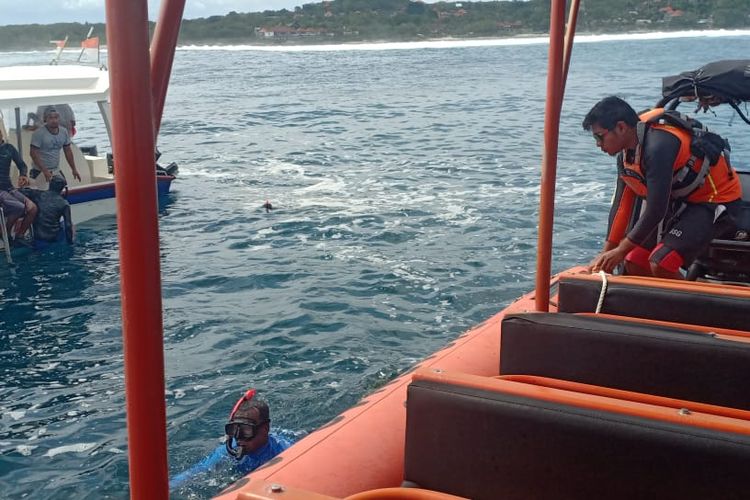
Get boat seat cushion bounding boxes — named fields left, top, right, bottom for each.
left=405, top=372, right=750, bottom=500
left=499, top=312, right=750, bottom=409
left=557, top=273, right=750, bottom=330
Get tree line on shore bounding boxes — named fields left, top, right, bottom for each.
left=0, top=0, right=747, bottom=50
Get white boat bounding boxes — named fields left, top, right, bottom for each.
left=0, top=63, right=176, bottom=225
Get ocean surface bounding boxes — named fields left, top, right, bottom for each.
left=1, top=31, right=750, bottom=498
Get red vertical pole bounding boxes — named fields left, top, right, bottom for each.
left=150, top=0, right=186, bottom=139
left=561, top=0, right=581, bottom=96
left=535, top=0, right=567, bottom=312
left=104, top=1, right=169, bottom=498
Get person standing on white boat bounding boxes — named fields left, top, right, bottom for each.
left=0, top=128, right=37, bottom=241
left=30, top=104, right=77, bottom=137
left=29, top=106, right=81, bottom=188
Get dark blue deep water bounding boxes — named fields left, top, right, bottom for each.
left=2, top=32, right=750, bottom=498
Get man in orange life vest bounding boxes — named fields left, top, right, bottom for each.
left=583, top=96, right=742, bottom=279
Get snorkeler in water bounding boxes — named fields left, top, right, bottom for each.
left=169, top=389, right=293, bottom=490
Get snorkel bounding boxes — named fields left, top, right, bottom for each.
left=225, top=388, right=256, bottom=459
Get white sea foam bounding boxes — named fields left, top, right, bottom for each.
left=16, top=445, right=37, bottom=456
left=44, top=442, right=97, bottom=458
left=177, top=30, right=750, bottom=53
left=7, top=410, right=26, bottom=421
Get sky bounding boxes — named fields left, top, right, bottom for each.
left=0, top=0, right=445, bottom=26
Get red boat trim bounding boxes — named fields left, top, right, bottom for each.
left=578, top=312, right=750, bottom=341
left=499, top=375, right=750, bottom=421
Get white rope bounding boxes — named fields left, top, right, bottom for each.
left=595, top=270, right=608, bottom=314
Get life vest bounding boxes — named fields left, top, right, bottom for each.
left=619, top=108, right=742, bottom=204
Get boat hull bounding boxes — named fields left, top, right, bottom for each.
left=68, top=175, right=175, bottom=224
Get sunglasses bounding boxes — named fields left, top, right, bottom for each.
left=225, top=419, right=269, bottom=441
left=593, top=129, right=612, bottom=143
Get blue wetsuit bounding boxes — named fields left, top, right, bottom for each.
left=169, top=432, right=293, bottom=489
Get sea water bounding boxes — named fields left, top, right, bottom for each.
left=1, top=31, right=750, bottom=498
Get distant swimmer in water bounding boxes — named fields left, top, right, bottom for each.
left=263, top=200, right=273, bottom=213
left=169, top=389, right=294, bottom=490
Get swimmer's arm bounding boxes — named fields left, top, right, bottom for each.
left=169, top=444, right=228, bottom=490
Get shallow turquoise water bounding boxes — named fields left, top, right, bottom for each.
left=1, top=34, right=750, bottom=498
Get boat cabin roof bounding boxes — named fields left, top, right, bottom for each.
left=0, top=65, right=109, bottom=109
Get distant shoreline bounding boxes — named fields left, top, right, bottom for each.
left=173, top=28, right=750, bottom=51
left=2, top=29, right=749, bottom=54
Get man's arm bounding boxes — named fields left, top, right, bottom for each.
left=29, top=146, right=53, bottom=182
left=605, top=174, right=636, bottom=246
left=169, top=444, right=228, bottom=490
left=589, top=173, right=637, bottom=273
left=62, top=205, right=74, bottom=243
left=10, top=144, right=29, bottom=187
left=62, top=145, right=81, bottom=181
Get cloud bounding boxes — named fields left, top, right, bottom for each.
left=1, top=0, right=444, bottom=26
left=0, top=0, right=305, bottom=25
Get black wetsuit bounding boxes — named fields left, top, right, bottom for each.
left=0, top=141, right=28, bottom=191
left=610, top=128, right=680, bottom=247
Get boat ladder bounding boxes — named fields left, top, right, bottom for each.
left=0, top=207, right=13, bottom=264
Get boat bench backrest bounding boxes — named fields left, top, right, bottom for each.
left=405, top=369, right=750, bottom=500
left=738, top=170, right=750, bottom=204
left=557, top=272, right=750, bottom=330
left=500, top=312, right=750, bottom=409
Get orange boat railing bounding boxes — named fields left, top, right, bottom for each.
left=535, top=0, right=581, bottom=311
left=104, top=0, right=184, bottom=497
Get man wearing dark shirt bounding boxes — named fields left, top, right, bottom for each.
left=0, top=129, right=37, bottom=240
left=582, top=96, right=742, bottom=279
left=23, top=175, right=74, bottom=244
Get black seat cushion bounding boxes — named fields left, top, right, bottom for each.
left=558, top=274, right=750, bottom=330
left=405, top=376, right=750, bottom=500
left=500, top=313, right=750, bottom=409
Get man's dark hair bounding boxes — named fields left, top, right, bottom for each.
left=582, top=96, right=639, bottom=131
left=237, top=398, right=270, bottom=422
left=43, top=106, right=58, bottom=121
left=49, top=175, right=67, bottom=193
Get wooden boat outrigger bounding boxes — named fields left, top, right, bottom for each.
left=106, top=1, right=750, bottom=499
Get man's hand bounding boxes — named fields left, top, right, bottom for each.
left=588, top=247, right=628, bottom=274
left=43, top=169, right=53, bottom=182
left=71, top=168, right=81, bottom=182
left=17, top=175, right=29, bottom=188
